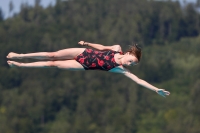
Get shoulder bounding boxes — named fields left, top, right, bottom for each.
left=109, top=65, right=129, bottom=74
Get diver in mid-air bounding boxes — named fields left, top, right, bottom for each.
left=7, top=41, right=170, bottom=97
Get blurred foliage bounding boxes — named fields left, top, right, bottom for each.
left=0, top=0, right=200, bottom=133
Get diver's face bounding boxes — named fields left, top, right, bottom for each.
left=122, top=53, right=139, bottom=66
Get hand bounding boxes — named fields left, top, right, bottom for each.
left=78, top=41, right=85, bottom=46
left=156, top=89, right=170, bottom=97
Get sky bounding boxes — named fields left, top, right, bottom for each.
left=0, top=0, right=198, bottom=19
left=0, top=0, right=56, bottom=19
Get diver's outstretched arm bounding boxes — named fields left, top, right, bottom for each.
left=78, top=41, right=122, bottom=52
left=110, top=67, right=170, bottom=97
left=124, top=71, right=170, bottom=97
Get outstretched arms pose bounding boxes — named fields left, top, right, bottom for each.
left=7, top=40, right=170, bottom=97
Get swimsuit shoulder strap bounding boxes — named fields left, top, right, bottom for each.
left=114, top=51, right=123, bottom=55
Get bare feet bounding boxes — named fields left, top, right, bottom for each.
left=7, top=60, right=21, bottom=67
left=7, top=52, right=22, bottom=59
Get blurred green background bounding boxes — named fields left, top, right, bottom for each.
left=0, top=0, right=200, bottom=133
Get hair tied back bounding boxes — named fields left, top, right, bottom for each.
left=133, top=43, right=142, bottom=51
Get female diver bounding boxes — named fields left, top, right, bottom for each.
left=7, top=41, right=170, bottom=97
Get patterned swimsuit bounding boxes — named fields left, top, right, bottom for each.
left=75, top=49, right=122, bottom=71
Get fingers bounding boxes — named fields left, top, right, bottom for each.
left=165, top=91, right=170, bottom=95
left=78, top=41, right=84, bottom=45
left=163, top=89, right=170, bottom=96
left=160, top=91, right=166, bottom=98
left=157, top=89, right=170, bottom=97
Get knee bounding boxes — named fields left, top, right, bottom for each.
left=46, top=61, right=56, bottom=67
left=47, top=52, right=56, bottom=59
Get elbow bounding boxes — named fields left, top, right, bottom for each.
left=135, top=78, right=142, bottom=85
left=135, top=79, right=146, bottom=86
left=113, top=45, right=121, bottom=51
left=115, top=45, right=121, bottom=49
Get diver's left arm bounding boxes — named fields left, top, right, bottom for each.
left=111, top=67, right=170, bottom=97
left=124, top=71, right=170, bottom=97
left=124, top=71, right=157, bottom=91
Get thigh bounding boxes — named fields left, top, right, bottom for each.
left=55, top=60, right=85, bottom=70
left=55, top=48, right=86, bottom=60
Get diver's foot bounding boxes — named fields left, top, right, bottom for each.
left=7, top=52, right=22, bottom=59
left=7, top=60, right=21, bottom=67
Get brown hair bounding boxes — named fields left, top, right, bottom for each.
left=125, top=44, right=142, bottom=62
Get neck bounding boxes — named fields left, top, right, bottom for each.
left=115, top=54, right=124, bottom=65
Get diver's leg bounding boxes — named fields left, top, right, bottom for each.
left=7, top=48, right=85, bottom=60
left=7, top=60, right=85, bottom=70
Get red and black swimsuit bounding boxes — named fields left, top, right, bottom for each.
left=75, top=49, right=122, bottom=71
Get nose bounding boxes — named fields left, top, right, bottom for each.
left=127, top=62, right=132, bottom=66
left=129, top=62, right=135, bottom=66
